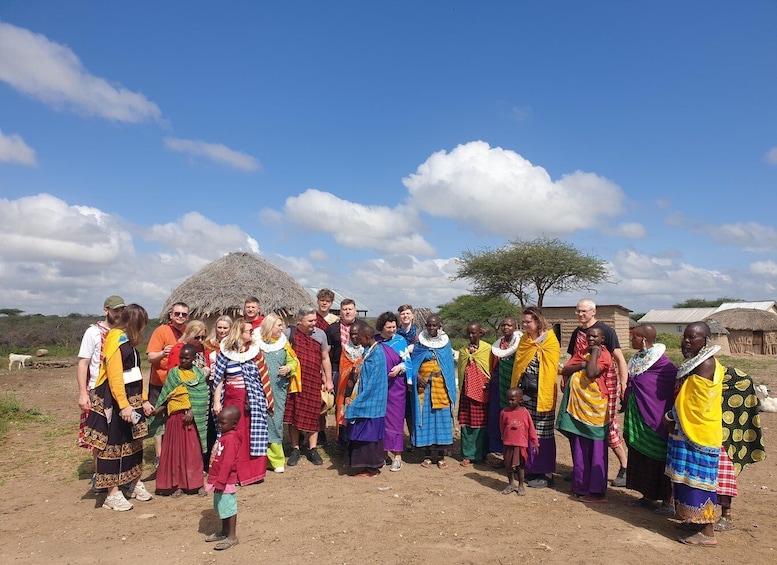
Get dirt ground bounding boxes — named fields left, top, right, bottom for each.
left=1, top=362, right=776, bottom=565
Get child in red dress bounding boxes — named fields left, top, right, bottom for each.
left=205, top=405, right=241, bottom=550
left=500, top=387, right=539, bottom=496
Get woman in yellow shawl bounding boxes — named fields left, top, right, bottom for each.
left=83, top=304, right=155, bottom=511
left=255, top=313, right=299, bottom=473
left=457, top=322, right=492, bottom=465
left=664, top=322, right=723, bottom=547
left=511, top=306, right=560, bottom=488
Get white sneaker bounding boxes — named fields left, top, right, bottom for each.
left=103, top=492, right=133, bottom=511
left=129, top=480, right=153, bottom=501
left=274, top=466, right=285, bottom=473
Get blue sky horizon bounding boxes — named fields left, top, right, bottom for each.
left=1, top=2, right=776, bottom=317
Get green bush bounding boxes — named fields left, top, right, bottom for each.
left=656, top=333, right=681, bottom=349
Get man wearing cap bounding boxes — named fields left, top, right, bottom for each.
left=146, top=301, right=190, bottom=464
left=76, top=295, right=126, bottom=486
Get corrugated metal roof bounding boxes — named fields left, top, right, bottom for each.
left=638, top=308, right=717, bottom=324
left=713, top=301, right=777, bottom=314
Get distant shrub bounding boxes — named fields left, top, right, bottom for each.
left=656, top=333, right=681, bottom=349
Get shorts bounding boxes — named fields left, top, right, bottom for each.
left=213, top=491, right=237, bottom=519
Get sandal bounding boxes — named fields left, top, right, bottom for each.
left=421, top=458, right=432, bottom=469
left=653, top=504, right=676, bottom=517
left=501, top=485, right=515, bottom=495
left=714, top=517, right=736, bottom=532
left=678, top=532, right=717, bottom=546
left=459, top=459, right=471, bottom=467
left=205, top=533, right=227, bottom=543
left=171, top=489, right=184, bottom=499
left=214, top=538, right=239, bottom=551
left=437, top=460, right=449, bottom=470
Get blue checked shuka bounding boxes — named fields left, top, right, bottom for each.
left=212, top=353, right=269, bottom=457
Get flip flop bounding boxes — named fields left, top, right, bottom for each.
left=501, top=485, right=515, bottom=495
left=714, top=518, right=736, bottom=532
left=420, top=458, right=432, bottom=468
left=516, top=486, right=526, bottom=496
left=579, top=495, right=608, bottom=504
left=678, top=532, right=717, bottom=547
left=205, top=533, right=227, bottom=543
left=437, top=460, right=449, bottom=470
left=214, top=538, right=240, bottom=551
left=459, top=459, right=471, bottom=467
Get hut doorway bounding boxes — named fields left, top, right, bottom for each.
left=753, top=331, right=764, bottom=355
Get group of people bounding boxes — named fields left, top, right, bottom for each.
left=76, top=293, right=764, bottom=549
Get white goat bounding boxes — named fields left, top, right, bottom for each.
left=8, top=354, right=33, bottom=370
left=754, top=384, right=777, bottom=413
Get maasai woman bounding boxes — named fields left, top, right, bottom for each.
left=344, top=325, right=389, bottom=476
left=212, top=321, right=270, bottom=486
left=664, top=322, right=723, bottom=546
left=334, top=322, right=366, bottom=442
left=152, top=344, right=209, bottom=496
left=457, top=322, right=491, bottom=466
left=622, top=324, right=677, bottom=511
left=410, top=315, right=456, bottom=469
left=511, top=307, right=560, bottom=488
left=375, top=311, right=409, bottom=472
left=557, top=326, right=612, bottom=503
left=486, top=317, right=522, bottom=457
left=255, top=313, right=299, bottom=473
left=83, top=304, right=154, bottom=511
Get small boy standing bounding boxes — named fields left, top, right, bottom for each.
left=500, top=387, right=539, bottom=496
left=205, top=405, right=241, bottom=550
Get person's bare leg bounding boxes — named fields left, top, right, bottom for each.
left=308, top=431, right=319, bottom=449
left=289, top=426, right=300, bottom=450
left=502, top=471, right=516, bottom=494
left=516, top=466, right=526, bottom=496
left=225, top=515, right=237, bottom=542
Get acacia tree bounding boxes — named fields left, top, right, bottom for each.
left=437, top=294, right=518, bottom=339
left=454, top=237, right=609, bottom=307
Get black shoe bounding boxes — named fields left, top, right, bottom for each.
left=308, top=448, right=324, bottom=466
left=287, top=448, right=301, bottom=466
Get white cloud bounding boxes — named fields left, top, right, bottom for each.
left=309, top=249, right=328, bottom=262
left=712, top=222, right=777, bottom=252
left=164, top=137, right=259, bottom=172
left=143, top=212, right=260, bottom=257
left=403, top=141, right=624, bottom=237
left=0, top=193, right=131, bottom=263
left=0, top=21, right=161, bottom=123
left=280, top=189, right=435, bottom=255
left=603, top=222, right=647, bottom=239
left=0, top=195, right=262, bottom=315
left=0, top=129, right=37, bottom=166
left=750, top=260, right=777, bottom=277
left=764, top=147, right=777, bottom=165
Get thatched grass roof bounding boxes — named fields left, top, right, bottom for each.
left=705, top=308, right=777, bottom=332
left=159, top=252, right=314, bottom=319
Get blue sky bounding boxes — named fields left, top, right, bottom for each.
left=1, top=1, right=776, bottom=317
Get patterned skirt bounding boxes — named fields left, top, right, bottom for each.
left=83, top=379, right=146, bottom=488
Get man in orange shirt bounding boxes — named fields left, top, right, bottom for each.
left=146, top=301, right=189, bottom=465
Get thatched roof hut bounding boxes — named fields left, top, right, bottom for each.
left=705, top=308, right=777, bottom=356
left=159, top=252, right=314, bottom=322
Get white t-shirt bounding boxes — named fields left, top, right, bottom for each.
left=77, top=322, right=109, bottom=389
